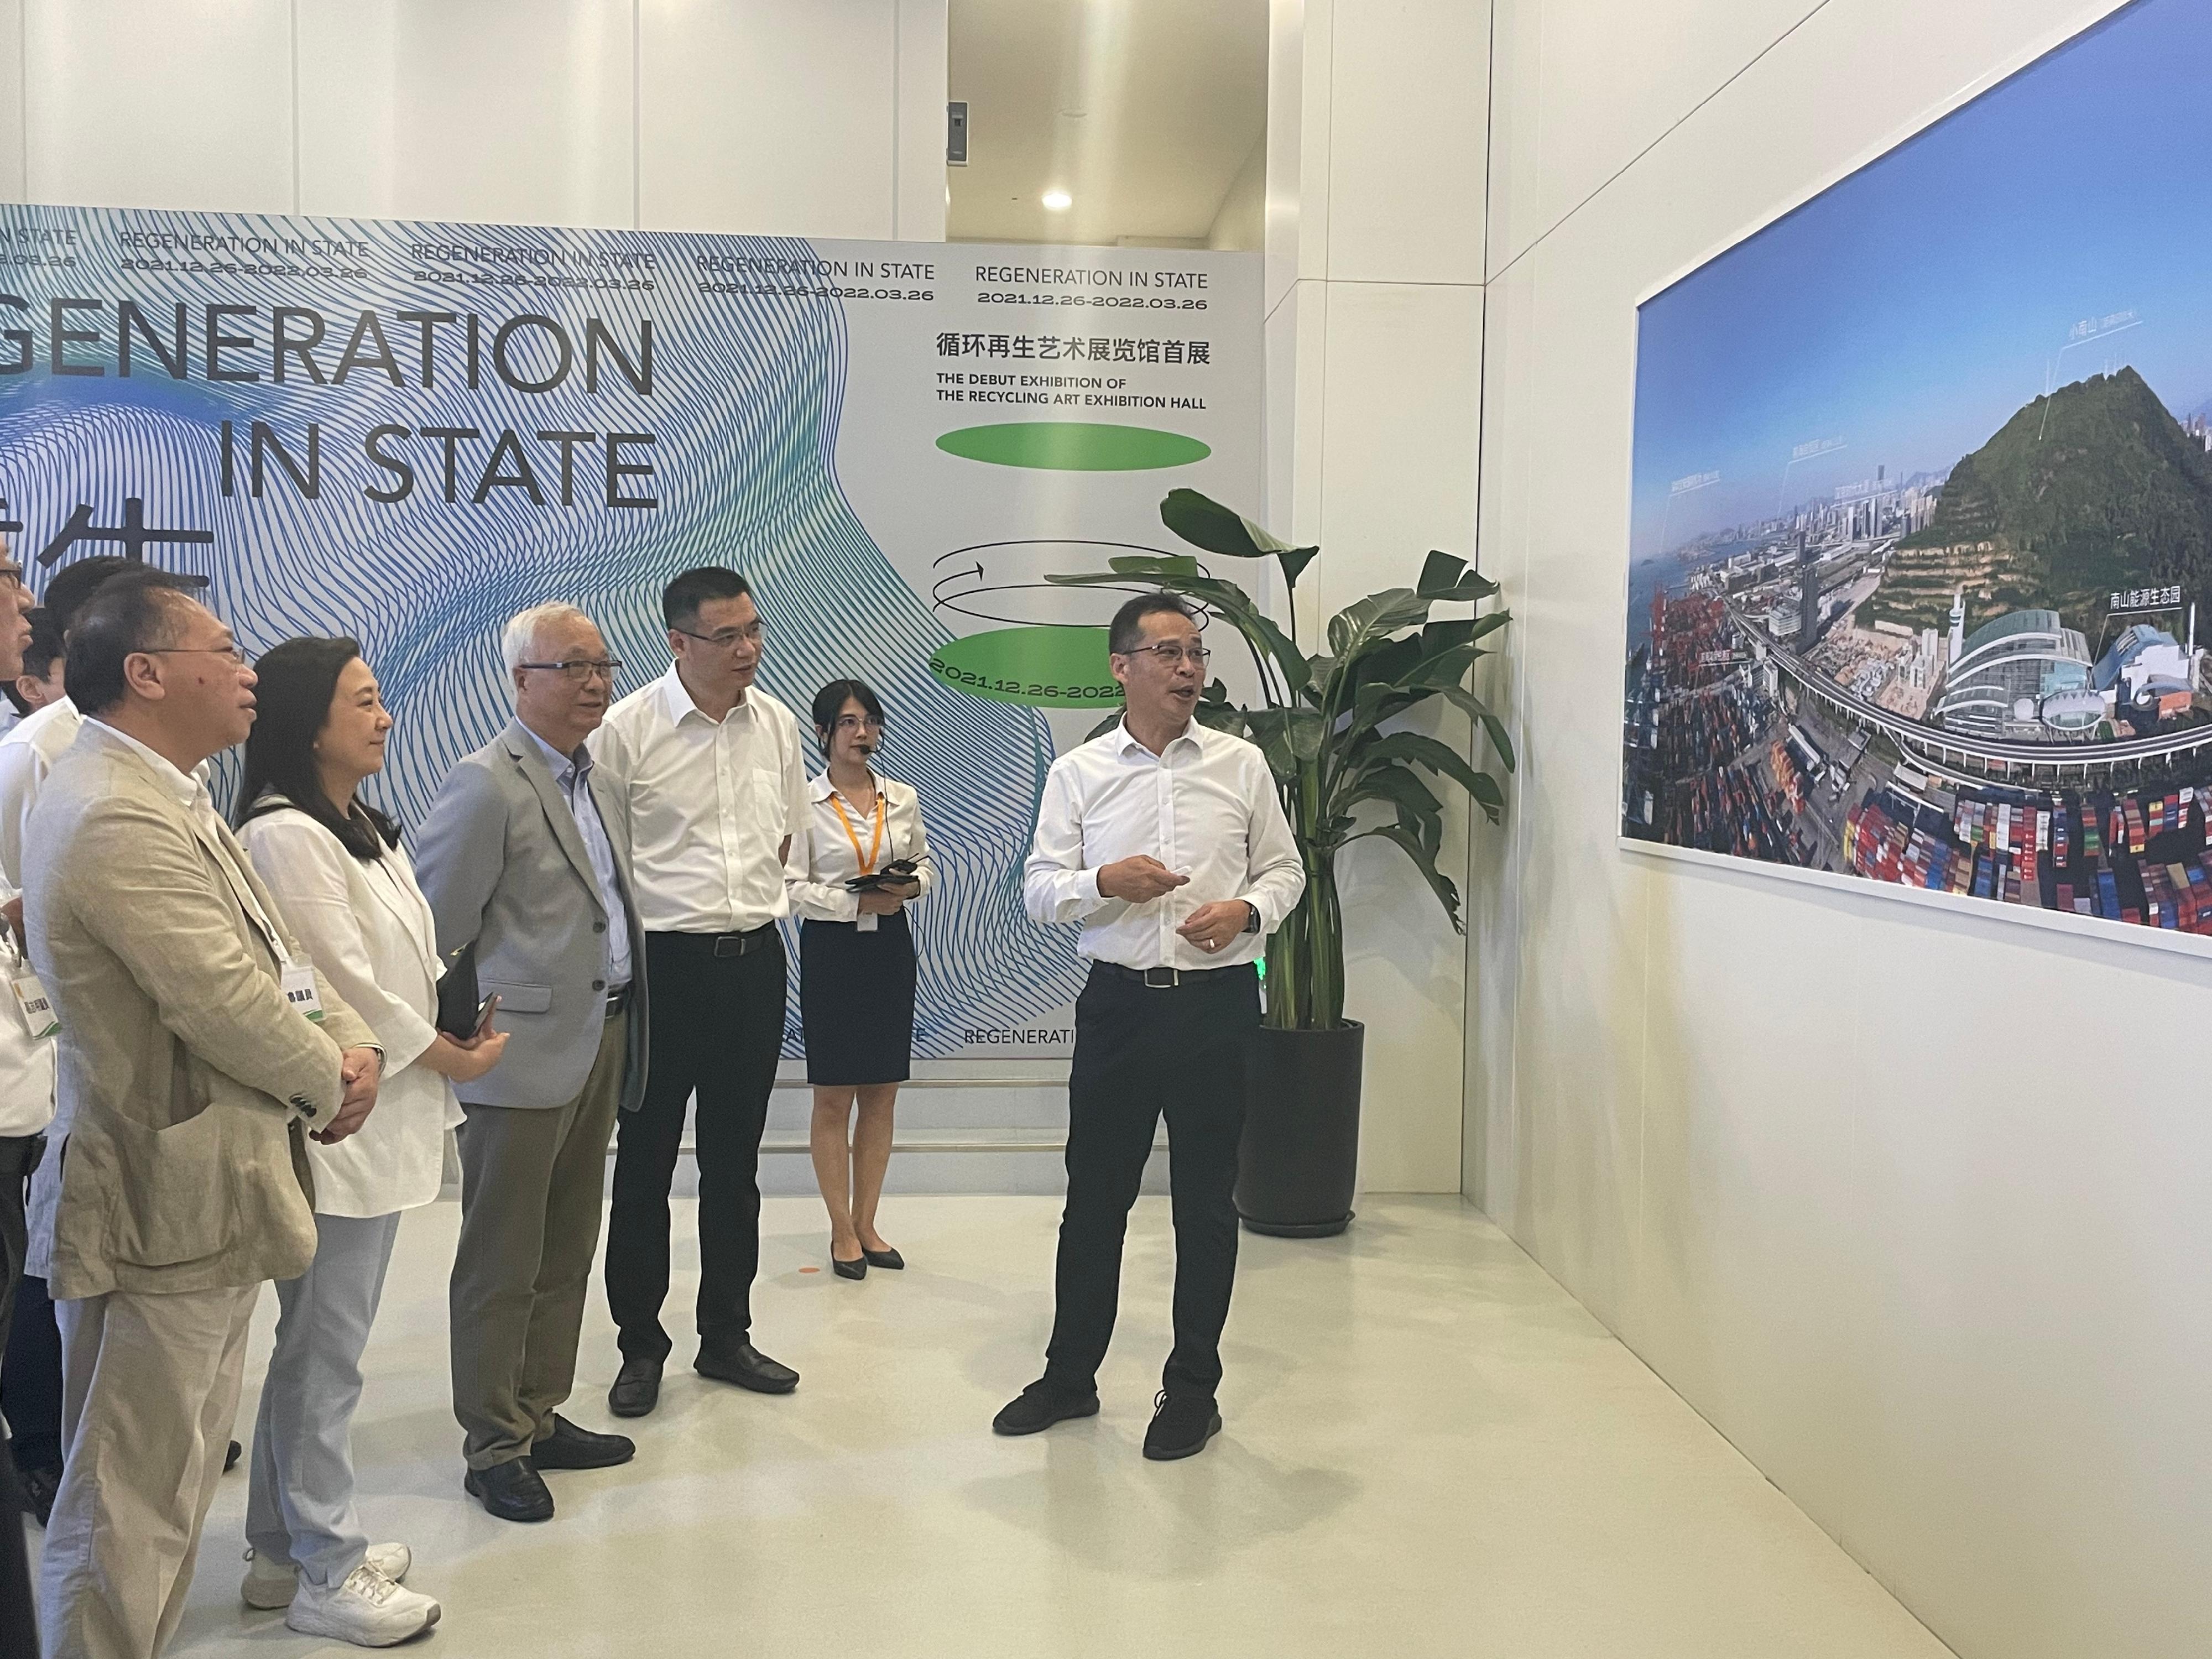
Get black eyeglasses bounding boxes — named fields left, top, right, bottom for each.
left=672, top=623, right=764, bottom=651
left=517, top=659, right=622, bottom=683
left=1119, top=641, right=1211, bottom=667
left=0, top=564, right=24, bottom=593
left=145, top=644, right=249, bottom=665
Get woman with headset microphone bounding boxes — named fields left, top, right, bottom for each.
left=786, top=679, right=932, bottom=1279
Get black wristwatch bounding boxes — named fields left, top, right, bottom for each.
left=1241, top=901, right=1261, bottom=934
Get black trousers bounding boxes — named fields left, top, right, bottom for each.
left=606, top=930, right=787, bottom=1363
left=0, top=1272, right=60, bottom=1471
left=1045, top=962, right=1258, bottom=1400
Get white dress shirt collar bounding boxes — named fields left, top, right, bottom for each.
left=658, top=664, right=758, bottom=729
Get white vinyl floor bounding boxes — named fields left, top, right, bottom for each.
left=122, top=1194, right=1952, bottom=1658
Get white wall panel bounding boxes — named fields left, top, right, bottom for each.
left=892, top=0, right=948, bottom=240
left=1, top=0, right=25, bottom=201
left=1323, top=0, right=1487, bottom=284
left=24, top=0, right=295, bottom=212
left=1315, top=280, right=1484, bottom=1191
left=1484, top=0, right=1823, bottom=278
left=1473, top=0, right=2212, bottom=1652
left=640, top=0, right=895, bottom=236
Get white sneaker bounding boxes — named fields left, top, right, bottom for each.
left=285, top=1564, right=441, bottom=1647
left=242, top=1542, right=412, bottom=1610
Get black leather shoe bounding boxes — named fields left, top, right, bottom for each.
left=991, top=1379, right=1100, bottom=1437
left=860, top=1246, right=904, bottom=1271
left=695, top=1340, right=799, bottom=1394
left=1142, top=1390, right=1222, bottom=1461
left=463, top=1457, right=554, bottom=1522
left=19, top=1460, right=60, bottom=1527
left=831, top=1252, right=867, bottom=1280
left=529, top=1413, right=635, bottom=1470
left=607, top=1357, right=662, bottom=1419
left=225, top=1439, right=242, bottom=1473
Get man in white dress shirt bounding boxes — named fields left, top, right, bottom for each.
left=998, top=593, right=1305, bottom=1461
left=591, top=567, right=808, bottom=1416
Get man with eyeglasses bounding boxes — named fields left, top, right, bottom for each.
left=25, top=579, right=383, bottom=1655
left=589, top=566, right=807, bottom=1417
left=0, top=557, right=215, bottom=1542
left=997, top=592, right=1303, bottom=1461
left=414, top=601, right=651, bottom=1523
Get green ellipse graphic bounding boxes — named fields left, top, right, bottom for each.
left=935, top=422, right=1211, bottom=471
left=926, top=626, right=1123, bottom=709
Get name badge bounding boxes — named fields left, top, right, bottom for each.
left=10, top=972, right=56, bottom=1040
left=279, top=963, right=326, bottom=1023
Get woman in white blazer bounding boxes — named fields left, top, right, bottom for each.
left=231, top=638, right=507, bottom=1647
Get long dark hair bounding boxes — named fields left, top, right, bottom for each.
left=233, top=637, right=400, bottom=862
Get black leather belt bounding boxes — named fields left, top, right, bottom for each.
left=605, top=985, right=632, bottom=1018
left=709, top=925, right=777, bottom=958
left=1092, top=961, right=1253, bottom=990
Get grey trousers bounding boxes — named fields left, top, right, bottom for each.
left=244, top=1209, right=403, bottom=1589
left=40, top=1283, right=258, bottom=1659
left=451, top=1010, right=627, bottom=1470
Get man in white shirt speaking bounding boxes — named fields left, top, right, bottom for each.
left=999, top=593, right=1305, bottom=1460
left=591, top=567, right=808, bottom=1416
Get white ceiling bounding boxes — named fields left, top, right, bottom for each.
left=947, top=0, right=1267, bottom=247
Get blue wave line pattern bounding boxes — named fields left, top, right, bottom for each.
left=0, top=208, right=1086, bottom=1057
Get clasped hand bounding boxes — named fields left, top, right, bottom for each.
left=314, top=1046, right=384, bottom=1144
left=857, top=875, right=920, bottom=916
left=1099, top=858, right=1246, bottom=953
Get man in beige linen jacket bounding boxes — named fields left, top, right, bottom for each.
left=24, top=580, right=381, bottom=1659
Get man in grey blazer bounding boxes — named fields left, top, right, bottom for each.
left=414, top=602, right=650, bottom=1524
left=26, top=581, right=382, bottom=1658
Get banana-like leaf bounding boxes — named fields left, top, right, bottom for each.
left=1326, top=587, right=1431, bottom=660
left=1241, top=707, right=1300, bottom=780
left=1417, top=547, right=1501, bottom=602
left=1161, top=488, right=1319, bottom=594
left=1437, top=684, right=1517, bottom=771
left=1357, top=823, right=1465, bottom=933
left=1355, top=731, right=1505, bottom=822
left=1340, top=765, right=1442, bottom=825
left=1084, top=707, right=1122, bottom=742
left=1285, top=707, right=1327, bottom=762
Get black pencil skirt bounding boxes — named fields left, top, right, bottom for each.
left=800, top=909, right=917, bottom=1086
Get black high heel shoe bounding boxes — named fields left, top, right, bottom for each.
left=861, top=1246, right=905, bottom=1271
left=831, top=1253, right=867, bottom=1280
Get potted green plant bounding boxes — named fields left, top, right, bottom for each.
left=1050, top=489, right=1515, bottom=1235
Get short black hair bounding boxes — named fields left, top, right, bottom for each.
left=811, top=678, right=886, bottom=758
left=65, top=581, right=197, bottom=717
left=43, top=555, right=208, bottom=635
left=662, top=566, right=753, bottom=630
left=4, top=609, right=65, bottom=712
left=1108, top=592, right=1197, bottom=655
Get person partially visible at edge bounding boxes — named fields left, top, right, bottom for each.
left=232, top=639, right=513, bottom=1644
left=2, top=607, right=65, bottom=724
left=413, top=602, right=650, bottom=1525
left=27, top=580, right=383, bottom=1659
left=0, top=559, right=212, bottom=1536
left=997, top=592, right=1303, bottom=1462
left=589, top=567, right=807, bottom=1422
left=0, top=530, right=42, bottom=1658
left=786, top=678, right=933, bottom=1279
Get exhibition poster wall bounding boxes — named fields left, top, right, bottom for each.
left=1623, top=0, right=2212, bottom=953
left=0, top=210, right=1261, bottom=1058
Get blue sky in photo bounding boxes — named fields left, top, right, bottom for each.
left=1630, top=0, right=2212, bottom=560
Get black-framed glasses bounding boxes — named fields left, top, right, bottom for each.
left=518, top=658, right=622, bottom=683
left=1121, top=641, right=1211, bottom=667
left=0, top=563, right=24, bottom=592
left=672, top=623, right=764, bottom=651
left=145, top=644, right=249, bottom=666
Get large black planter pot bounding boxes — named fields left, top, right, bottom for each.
left=1236, top=1021, right=1364, bottom=1237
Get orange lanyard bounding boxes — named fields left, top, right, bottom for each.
left=828, top=785, right=886, bottom=876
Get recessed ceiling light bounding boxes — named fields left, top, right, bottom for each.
left=1042, top=189, right=1073, bottom=212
